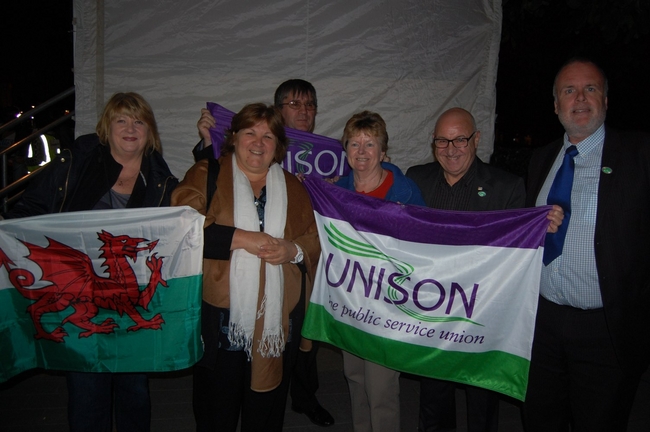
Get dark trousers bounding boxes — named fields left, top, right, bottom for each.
left=193, top=303, right=303, bottom=432
left=419, top=377, right=499, bottom=432
left=67, top=371, right=151, bottom=432
left=524, top=296, right=642, bottom=432
left=290, top=341, right=321, bottom=410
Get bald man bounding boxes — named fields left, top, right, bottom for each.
left=406, top=108, right=526, bottom=432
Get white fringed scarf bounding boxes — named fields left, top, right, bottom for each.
left=229, top=153, right=287, bottom=359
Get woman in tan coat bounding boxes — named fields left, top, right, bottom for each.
left=172, top=103, right=319, bottom=432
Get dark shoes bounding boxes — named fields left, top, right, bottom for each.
left=292, top=403, right=335, bottom=427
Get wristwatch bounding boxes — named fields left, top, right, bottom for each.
left=291, top=243, right=304, bottom=264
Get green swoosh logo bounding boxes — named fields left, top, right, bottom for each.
left=325, top=222, right=413, bottom=283
left=296, top=141, right=314, bottom=174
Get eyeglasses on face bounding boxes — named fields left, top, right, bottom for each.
left=433, top=131, right=477, bottom=149
left=280, top=100, right=317, bottom=111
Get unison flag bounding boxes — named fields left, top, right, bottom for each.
left=301, top=178, right=551, bottom=401
left=207, top=102, right=350, bottom=178
left=0, top=207, right=204, bottom=382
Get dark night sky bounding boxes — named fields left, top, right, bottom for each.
left=1, top=1, right=74, bottom=113
left=496, top=0, right=650, bottom=146
left=2, top=1, right=648, bottom=147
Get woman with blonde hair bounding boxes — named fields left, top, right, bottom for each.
left=2, top=92, right=178, bottom=431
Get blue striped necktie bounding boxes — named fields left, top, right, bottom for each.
left=543, top=145, right=579, bottom=265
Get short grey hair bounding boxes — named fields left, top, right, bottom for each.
left=552, top=57, right=609, bottom=101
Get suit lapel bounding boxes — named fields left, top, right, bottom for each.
left=422, top=165, right=441, bottom=208
left=596, top=126, right=618, bottom=227
left=469, top=162, right=489, bottom=211
left=526, top=139, right=563, bottom=206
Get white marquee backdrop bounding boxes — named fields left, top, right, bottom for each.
left=73, top=0, right=502, bottom=178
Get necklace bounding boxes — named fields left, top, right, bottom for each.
left=117, top=171, right=141, bottom=187
left=356, top=169, right=384, bottom=192
left=373, top=170, right=384, bottom=190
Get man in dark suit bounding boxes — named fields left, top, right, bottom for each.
left=524, top=58, right=650, bottom=431
left=406, top=107, right=526, bottom=432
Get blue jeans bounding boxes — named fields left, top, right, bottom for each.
left=67, top=371, right=151, bottom=432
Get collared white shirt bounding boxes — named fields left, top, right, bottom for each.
left=535, top=124, right=605, bottom=309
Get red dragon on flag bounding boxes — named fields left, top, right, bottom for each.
left=0, top=230, right=167, bottom=343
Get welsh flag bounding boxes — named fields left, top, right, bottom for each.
left=0, top=207, right=204, bottom=382
left=301, top=178, right=550, bottom=401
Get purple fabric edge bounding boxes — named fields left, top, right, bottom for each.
left=303, top=177, right=550, bottom=249
left=206, top=102, right=350, bottom=177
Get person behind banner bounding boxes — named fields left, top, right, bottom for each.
left=1, top=92, right=179, bottom=432
left=406, top=107, right=562, bottom=432
left=524, top=58, right=650, bottom=432
left=332, top=110, right=424, bottom=432
left=171, top=103, right=320, bottom=432
left=194, top=79, right=318, bottom=157
left=192, top=79, right=335, bottom=428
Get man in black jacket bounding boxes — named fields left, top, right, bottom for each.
left=407, top=107, right=525, bottom=432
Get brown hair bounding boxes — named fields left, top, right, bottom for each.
left=341, top=111, right=388, bottom=153
left=95, top=92, right=161, bottom=154
left=274, top=79, right=317, bottom=109
left=222, top=103, right=288, bottom=164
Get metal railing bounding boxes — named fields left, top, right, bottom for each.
left=0, top=87, right=75, bottom=213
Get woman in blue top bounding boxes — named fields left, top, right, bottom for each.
left=335, top=111, right=424, bottom=206
left=334, top=111, right=424, bottom=432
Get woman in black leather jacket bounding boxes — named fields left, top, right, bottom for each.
left=2, top=98, right=177, bottom=218
left=1, top=92, right=178, bottom=432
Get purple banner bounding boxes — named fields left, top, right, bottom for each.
left=302, top=177, right=551, bottom=249
left=208, top=102, right=350, bottom=178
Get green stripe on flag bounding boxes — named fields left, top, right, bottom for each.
left=302, top=302, right=529, bottom=401
left=0, top=275, right=203, bottom=383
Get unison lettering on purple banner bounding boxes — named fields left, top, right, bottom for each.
left=301, top=178, right=551, bottom=401
left=207, top=102, right=350, bottom=178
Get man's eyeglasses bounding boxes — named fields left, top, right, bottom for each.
left=433, top=131, right=477, bottom=149
left=280, top=100, right=317, bottom=111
